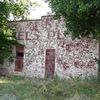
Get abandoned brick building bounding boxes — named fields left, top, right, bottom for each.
left=4, top=16, right=98, bottom=78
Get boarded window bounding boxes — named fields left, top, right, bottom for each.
left=15, top=46, right=24, bottom=72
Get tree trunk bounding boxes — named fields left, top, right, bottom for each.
left=98, top=39, right=100, bottom=80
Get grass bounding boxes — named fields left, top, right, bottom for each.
left=0, top=76, right=100, bottom=100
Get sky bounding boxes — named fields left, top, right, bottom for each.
left=27, top=0, right=51, bottom=19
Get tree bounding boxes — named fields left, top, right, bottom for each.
left=48, top=0, right=100, bottom=80
left=0, top=0, right=37, bottom=64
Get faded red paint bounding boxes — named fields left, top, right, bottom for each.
left=15, top=47, right=24, bottom=72
left=15, top=59, right=23, bottom=72
left=45, top=49, right=55, bottom=77
left=26, top=32, right=31, bottom=40
left=16, top=46, right=24, bottom=53
left=18, top=32, right=24, bottom=40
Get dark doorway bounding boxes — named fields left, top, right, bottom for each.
left=45, top=49, right=55, bottom=77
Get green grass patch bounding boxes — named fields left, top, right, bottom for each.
left=0, top=76, right=100, bottom=100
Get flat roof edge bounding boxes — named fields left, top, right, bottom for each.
left=10, top=15, right=54, bottom=22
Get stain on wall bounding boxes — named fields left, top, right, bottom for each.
left=8, top=16, right=98, bottom=78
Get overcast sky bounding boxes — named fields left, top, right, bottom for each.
left=27, top=0, right=51, bottom=19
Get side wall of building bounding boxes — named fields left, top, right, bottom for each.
left=6, top=16, right=98, bottom=78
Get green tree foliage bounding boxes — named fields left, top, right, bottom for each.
left=48, top=0, right=100, bottom=38
left=0, top=0, right=37, bottom=64
left=48, top=0, right=100, bottom=80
